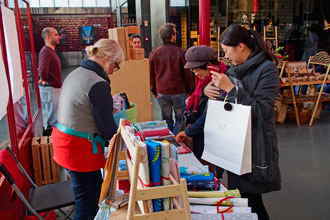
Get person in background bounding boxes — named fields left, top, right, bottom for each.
left=38, top=27, right=62, bottom=135
left=301, top=24, right=320, bottom=61
left=204, top=24, right=281, bottom=220
left=130, top=34, right=142, bottom=49
left=52, top=39, right=123, bottom=220
left=149, top=23, right=194, bottom=134
left=175, top=45, right=227, bottom=160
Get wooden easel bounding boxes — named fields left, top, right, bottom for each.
left=100, top=120, right=191, bottom=220
left=263, top=25, right=278, bottom=49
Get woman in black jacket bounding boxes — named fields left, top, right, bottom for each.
left=204, top=24, right=281, bottom=220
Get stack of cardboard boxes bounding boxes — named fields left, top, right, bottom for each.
left=108, top=26, right=145, bottom=60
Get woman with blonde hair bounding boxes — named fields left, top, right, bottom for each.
left=52, top=39, right=124, bottom=220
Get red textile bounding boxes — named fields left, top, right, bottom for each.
left=136, top=128, right=171, bottom=138
left=186, top=62, right=228, bottom=111
left=24, top=211, right=56, bottom=220
left=252, top=0, right=259, bottom=13
left=52, top=128, right=106, bottom=172
left=177, top=143, right=192, bottom=154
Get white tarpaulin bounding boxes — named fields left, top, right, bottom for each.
left=0, top=47, right=9, bottom=119
left=1, top=6, right=23, bottom=103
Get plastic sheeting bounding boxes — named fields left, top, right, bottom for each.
left=1, top=6, right=23, bottom=103
left=0, top=47, right=9, bottom=119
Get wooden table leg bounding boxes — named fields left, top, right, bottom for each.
left=290, top=85, right=300, bottom=126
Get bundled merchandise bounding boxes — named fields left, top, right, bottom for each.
left=120, top=120, right=179, bottom=212
left=134, top=120, right=174, bottom=140
left=177, top=144, right=218, bottom=191
left=187, top=189, right=257, bottom=218
left=176, top=145, right=257, bottom=218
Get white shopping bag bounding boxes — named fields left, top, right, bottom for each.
left=202, top=99, right=251, bottom=175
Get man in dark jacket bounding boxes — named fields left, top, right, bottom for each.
left=149, top=23, right=194, bottom=134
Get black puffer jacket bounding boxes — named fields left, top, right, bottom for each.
left=225, top=52, right=281, bottom=194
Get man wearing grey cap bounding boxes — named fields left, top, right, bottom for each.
left=149, top=23, right=194, bottom=134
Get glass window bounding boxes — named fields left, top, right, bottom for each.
left=55, top=0, right=68, bottom=7
left=29, top=0, right=40, bottom=8
left=83, top=0, right=96, bottom=7
left=69, top=0, right=83, bottom=7
left=7, top=0, right=25, bottom=8
left=40, top=0, right=54, bottom=7
left=97, top=0, right=110, bottom=7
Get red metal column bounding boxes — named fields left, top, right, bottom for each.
left=14, top=0, right=33, bottom=124
left=252, top=0, right=259, bottom=13
left=0, top=7, right=19, bottom=155
left=25, top=1, right=42, bottom=111
left=199, top=0, right=210, bottom=46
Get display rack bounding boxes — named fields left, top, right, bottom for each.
left=100, top=120, right=191, bottom=220
left=279, top=52, right=330, bottom=126
left=263, top=25, right=278, bottom=50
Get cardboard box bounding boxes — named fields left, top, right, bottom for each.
left=108, top=27, right=129, bottom=60
left=129, top=48, right=145, bottom=60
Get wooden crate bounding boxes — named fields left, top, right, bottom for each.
left=32, top=136, right=60, bottom=186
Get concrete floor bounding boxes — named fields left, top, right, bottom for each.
left=264, top=112, right=330, bottom=220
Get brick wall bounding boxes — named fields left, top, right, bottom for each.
left=33, top=15, right=115, bottom=52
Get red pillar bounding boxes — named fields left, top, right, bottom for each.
left=199, top=0, right=210, bottom=46
left=252, top=0, right=259, bottom=13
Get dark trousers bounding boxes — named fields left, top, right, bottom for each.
left=68, top=170, right=103, bottom=220
left=157, top=93, right=186, bottom=135
left=241, top=192, right=270, bottom=220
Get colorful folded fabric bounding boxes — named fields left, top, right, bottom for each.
left=187, top=180, right=219, bottom=191
left=178, top=152, right=209, bottom=175
left=177, top=143, right=192, bottom=154
left=169, top=144, right=180, bottom=182
left=134, top=120, right=168, bottom=130
left=181, top=173, right=214, bottom=182
left=118, top=160, right=127, bottom=171
left=146, top=140, right=163, bottom=212
left=137, top=129, right=171, bottom=138
left=159, top=141, right=171, bottom=210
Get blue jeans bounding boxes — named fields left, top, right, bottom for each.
left=68, top=170, right=103, bottom=220
left=39, top=86, right=61, bottom=129
left=157, top=93, right=187, bottom=134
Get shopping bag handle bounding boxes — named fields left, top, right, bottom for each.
left=223, top=85, right=238, bottom=111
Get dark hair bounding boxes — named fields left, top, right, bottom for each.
left=220, top=24, right=277, bottom=63
left=159, top=23, right=176, bottom=44
left=130, top=34, right=141, bottom=40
